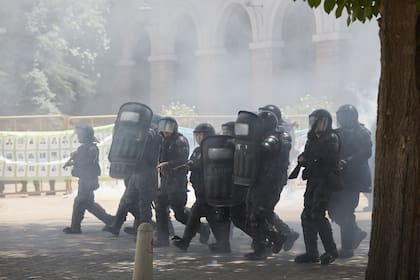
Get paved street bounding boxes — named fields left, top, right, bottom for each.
left=0, top=182, right=371, bottom=280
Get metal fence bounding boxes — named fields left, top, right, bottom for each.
left=0, top=113, right=308, bottom=197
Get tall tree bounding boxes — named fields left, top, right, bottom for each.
left=300, top=0, right=420, bottom=279
left=0, top=0, right=110, bottom=115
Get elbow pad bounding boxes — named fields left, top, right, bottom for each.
left=261, top=135, right=280, bottom=152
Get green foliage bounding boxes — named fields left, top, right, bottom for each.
left=23, top=0, right=110, bottom=114
left=296, top=0, right=381, bottom=25
left=283, top=94, right=336, bottom=116
left=0, top=0, right=110, bottom=115
left=160, top=101, right=197, bottom=127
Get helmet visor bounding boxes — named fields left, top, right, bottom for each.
left=158, top=120, right=176, bottom=133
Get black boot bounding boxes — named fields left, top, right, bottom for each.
left=283, top=231, right=300, bottom=251
left=63, top=226, right=82, bottom=234
left=245, top=244, right=270, bottom=261
left=294, top=253, right=320, bottom=263
left=172, top=236, right=189, bottom=251
left=267, top=230, right=287, bottom=254
left=123, top=226, right=136, bottom=235
left=102, top=225, right=120, bottom=236
left=320, top=250, right=338, bottom=265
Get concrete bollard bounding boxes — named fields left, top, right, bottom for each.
left=132, top=223, right=153, bottom=280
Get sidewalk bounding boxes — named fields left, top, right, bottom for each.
left=0, top=184, right=371, bottom=280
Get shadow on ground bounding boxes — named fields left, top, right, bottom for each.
left=0, top=221, right=370, bottom=280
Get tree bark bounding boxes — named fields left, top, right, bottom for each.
left=366, top=0, right=420, bottom=279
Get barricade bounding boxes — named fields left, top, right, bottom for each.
left=0, top=113, right=307, bottom=197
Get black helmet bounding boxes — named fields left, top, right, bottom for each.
left=75, top=124, right=98, bottom=143
left=221, top=121, right=235, bottom=136
left=151, top=114, right=162, bottom=129
left=258, top=110, right=278, bottom=133
left=258, top=104, right=282, bottom=122
left=157, top=117, right=178, bottom=134
left=308, top=109, right=332, bottom=133
left=193, top=123, right=215, bottom=137
left=336, top=104, right=359, bottom=128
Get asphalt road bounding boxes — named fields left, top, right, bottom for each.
left=0, top=182, right=371, bottom=280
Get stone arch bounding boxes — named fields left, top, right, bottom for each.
left=214, top=1, right=257, bottom=48
left=131, top=29, right=152, bottom=103
left=173, top=14, right=199, bottom=107
left=270, top=1, right=317, bottom=105
left=213, top=1, right=254, bottom=113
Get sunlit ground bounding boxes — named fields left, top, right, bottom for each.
left=0, top=181, right=371, bottom=280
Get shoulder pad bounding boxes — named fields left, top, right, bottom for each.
left=329, top=132, right=340, bottom=144
left=358, top=124, right=372, bottom=138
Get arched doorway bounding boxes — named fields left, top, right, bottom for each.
left=272, top=2, right=316, bottom=106
left=174, top=15, right=198, bottom=108
left=220, top=3, right=253, bottom=113
left=132, top=30, right=151, bottom=104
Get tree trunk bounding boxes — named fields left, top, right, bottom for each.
left=366, top=0, right=420, bottom=279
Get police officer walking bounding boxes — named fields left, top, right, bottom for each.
left=231, top=110, right=288, bottom=260
left=104, top=110, right=161, bottom=236
left=173, top=123, right=231, bottom=253
left=63, top=124, right=113, bottom=234
left=292, top=109, right=340, bottom=264
left=258, top=105, right=300, bottom=251
left=328, top=105, right=371, bottom=258
left=154, top=117, right=210, bottom=247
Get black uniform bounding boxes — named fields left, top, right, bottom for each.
left=231, top=111, right=288, bottom=260
left=155, top=129, right=209, bottom=246
left=104, top=128, right=161, bottom=235
left=295, top=109, right=340, bottom=264
left=329, top=122, right=371, bottom=257
left=63, top=128, right=113, bottom=234
left=246, top=130, right=290, bottom=258
left=258, top=105, right=299, bottom=250
left=173, top=146, right=231, bottom=252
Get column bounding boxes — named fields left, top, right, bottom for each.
left=249, top=41, right=283, bottom=107
left=312, top=32, right=351, bottom=103
left=194, top=48, right=227, bottom=114
left=148, top=54, right=177, bottom=112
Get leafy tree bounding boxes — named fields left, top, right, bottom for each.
left=298, top=0, right=420, bottom=279
left=0, top=0, right=110, bottom=115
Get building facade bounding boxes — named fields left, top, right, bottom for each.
left=99, top=0, right=379, bottom=115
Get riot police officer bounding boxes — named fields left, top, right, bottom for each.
left=104, top=114, right=162, bottom=236
left=173, top=123, right=231, bottom=253
left=258, top=105, right=300, bottom=251
left=293, top=109, right=340, bottom=264
left=221, top=121, right=235, bottom=136
left=231, top=110, right=288, bottom=260
left=328, top=105, right=371, bottom=258
left=155, top=117, right=210, bottom=247
left=63, top=124, right=113, bottom=234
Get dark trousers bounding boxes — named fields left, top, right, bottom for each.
left=155, top=176, right=189, bottom=241
left=70, top=178, right=111, bottom=230
left=328, top=190, right=362, bottom=249
left=182, top=201, right=230, bottom=247
left=301, top=179, right=337, bottom=256
left=113, top=173, right=156, bottom=230
left=231, top=186, right=283, bottom=251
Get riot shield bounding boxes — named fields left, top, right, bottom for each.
left=202, top=135, right=246, bottom=207
left=233, top=111, right=263, bottom=187
left=109, top=102, right=153, bottom=179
